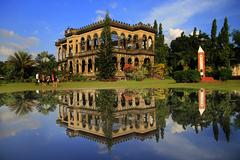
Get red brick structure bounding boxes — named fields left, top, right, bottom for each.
left=198, top=46, right=215, bottom=82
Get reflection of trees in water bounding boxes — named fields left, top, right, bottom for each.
left=1, top=88, right=240, bottom=143
left=36, top=91, right=59, bottom=115
left=155, top=96, right=169, bottom=142
left=5, top=92, right=38, bottom=116
left=96, top=89, right=117, bottom=151
left=167, top=89, right=240, bottom=142
left=0, top=91, right=59, bottom=116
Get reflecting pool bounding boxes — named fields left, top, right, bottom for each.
left=0, top=88, right=240, bottom=160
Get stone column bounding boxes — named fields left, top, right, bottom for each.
left=72, top=40, right=76, bottom=56
left=67, top=110, right=71, bottom=126
left=118, top=38, right=120, bottom=50
left=73, top=110, right=77, bottom=127
left=85, top=92, right=89, bottom=108
left=78, top=41, right=81, bottom=54
left=85, top=38, right=87, bottom=52
left=78, top=113, right=82, bottom=128
left=91, top=39, right=94, bottom=51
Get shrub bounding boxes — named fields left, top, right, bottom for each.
left=72, top=74, right=87, bottom=81
left=25, top=76, right=36, bottom=82
left=219, top=68, right=232, bottom=81
left=133, top=69, right=145, bottom=81
left=154, top=63, right=167, bottom=79
left=186, top=70, right=201, bottom=82
left=123, top=64, right=136, bottom=80
left=173, top=70, right=200, bottom=83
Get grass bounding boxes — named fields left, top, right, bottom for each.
left=0, top=79, right=240, bottom=93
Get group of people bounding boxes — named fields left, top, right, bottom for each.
left=35, top=73, right=59, bottom=88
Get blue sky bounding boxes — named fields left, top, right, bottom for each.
left=0, top=0, right=239, bottom=61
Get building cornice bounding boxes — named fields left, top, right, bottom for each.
left=56, top=19, right=155, bottom=46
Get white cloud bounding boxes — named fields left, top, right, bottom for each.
left=95, top=10, right=113, bottom=22
left=190, top=29, right=200, bottom=36
left=145, top=0, right=225, bottom=29
left=97, top=143, right=109, bottom=154
left=95, top=10, right=106, bottom=22
left=164, top=28, right=184, bottom=45
left=171, top=121, right=185, bottom=134
left=110, top=2, right=118, bottom=9
left=0, top=28, right=39, bottom=58
left=145, top=117, right=226, bottom=160
left=96, top=10, right=106, bottom=15
left=95, top=15, right=104, bottom=22
left=0, top=29, right=15, bottom=38
left=144, top=0, right=227, bottom=44
left=0, top=107, right=41, bottom=139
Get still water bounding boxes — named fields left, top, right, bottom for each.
left=0, top=88, right=240, bottom=160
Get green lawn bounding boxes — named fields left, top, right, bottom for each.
left=0, top=79, right=240, bottom=93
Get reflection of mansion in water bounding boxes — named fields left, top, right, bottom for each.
left=56, top=90, right=157, bottom=144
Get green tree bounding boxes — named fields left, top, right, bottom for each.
left=7, top=51, right=35, bottom=80
left=170, top=29, right=211, bottom=71
left=210, top=19, right=218, bottom=68
left=0, top=61, right=4, bottom=77
left=96, top=12, right=116, bottom=80
left=232, top=29, right=240, bottom=64
left=193, top=27, right=197, bottom=37
left=96, top=89, right=117, bottom=151
left=153, top=19, right=158, bottom=35
left=155, top=21, right=169, bottom=64
left=232, top=29, right=240, bottom=47
left=35, top=51, right=57, bottom=75
left=218, top=17, right=231, bottom=68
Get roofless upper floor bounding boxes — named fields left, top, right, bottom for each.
left=60, top=19, right=154, bottom=38
left=55, top=19, right=155, bottom=60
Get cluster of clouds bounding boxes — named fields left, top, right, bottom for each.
left=144, top=0, right=228, bottom=44
left=93, top=0, right=226, bottom=45
left=0, top=107, right=41, bottom=139
left=95, top=1, right=117, bottom=22
left=0, top=28, right=39, bottom=59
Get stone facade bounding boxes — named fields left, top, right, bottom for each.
left=55, top=19, right=155, bottom=78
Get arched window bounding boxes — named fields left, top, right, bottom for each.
left=82, top=60, right=86, bottom=73
left=142, top=35, right=147, bottom=49
left=93, top=34, right=98, bottom=49
left=69, top=61, right=73, bottom=73
left=128, top=58, right=132, bottom=64
left=134, top=58, right=139, bottom=66
left=120, top=33, right=126, bottom=49
left=120, top=57, right=125, bottom=71
left=58, top=48, right=61, bottom=61
left=127, top=35, right=132, bottom=49
left=133, top=35, right=139, bottom=49
left=88, top=59, right=92, bottom=73
left=69, top=45, right=73, bottom=56
left=148, top=36, right=153, bottom=50
left=76, top=60, right=79, bottom=73
left=81, top=37, right=85, bottom=52
left=87, top=36, right=91, bottom=51
left=111, top=32, right=118, bottom=49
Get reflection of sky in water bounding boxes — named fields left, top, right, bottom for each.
left=0, top=89, right=240, bottom=160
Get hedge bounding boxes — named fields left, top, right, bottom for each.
left=173, top=70, right=200, bottom=83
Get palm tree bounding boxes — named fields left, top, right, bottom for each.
left=35, top=51, right=57, bottom=74
left=7, top=51, right=35, bottom=80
